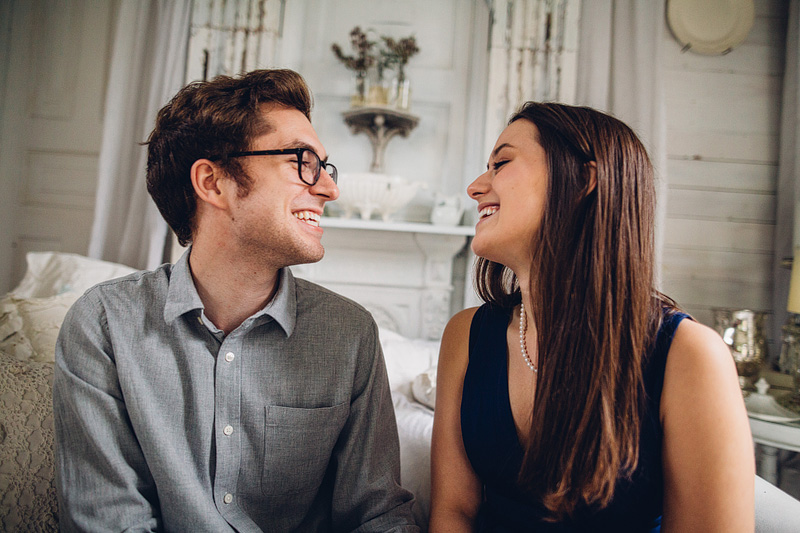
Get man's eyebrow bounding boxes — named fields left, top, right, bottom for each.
left=288, top=141, right=328, bottom=162
left=486, top=142, right=513, bottom=169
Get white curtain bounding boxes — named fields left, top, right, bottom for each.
left=88, top=0, right=192, bottom=269
left=772, top=0, right=800, bottom=364
left=573, top=0, right=667, bottom=276
left=483, top=0, right=582, bottom=156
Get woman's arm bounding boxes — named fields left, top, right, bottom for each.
left=429, top=307, right=483, bottom=532
left=660, top=318, right=755, bottom=532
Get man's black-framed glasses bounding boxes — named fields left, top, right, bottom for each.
left=216, top=148, right=338, bottom=186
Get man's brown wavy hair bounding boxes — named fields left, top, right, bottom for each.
left=475, top=101, right=668, bottom=519
left=145, top=69, right=312, bottom=246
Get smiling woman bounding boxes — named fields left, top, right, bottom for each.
left=468, top=121, right=550, bottom=274
left=430, top=102, right=756, bottom=532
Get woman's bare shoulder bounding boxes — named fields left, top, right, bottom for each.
left=445, top=306, right=480, bottom=335
left=437, top=306, right=480, bottom=370
left=667, top=317, right=736, bottom=380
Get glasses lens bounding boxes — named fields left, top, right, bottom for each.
left=325, top=163, right=338, bottom=184
left=299, top=149, right=319, bottom=185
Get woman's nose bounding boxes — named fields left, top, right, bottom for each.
left=467, top=170, right=491, bottom=199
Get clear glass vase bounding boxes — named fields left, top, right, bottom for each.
left=395, top=77, right=411, bottom=110
left=350, top=72, right=368, bottom=107
left=365, top=66, right=389, bottom=106
left=713, top=308, right=768, bottom=391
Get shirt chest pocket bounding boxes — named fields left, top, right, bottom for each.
left=261, top=403, right=350, bottom=495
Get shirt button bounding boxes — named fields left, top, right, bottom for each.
left=223, top=493, right=233, bottom=504
left=225, top=352, right=235, bottom=362
left=223, top=425, right=233, bottom=436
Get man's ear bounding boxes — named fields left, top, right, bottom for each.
left=584, top=161, right=597, bottom=197
left=190, top=159, right=229, bottom=210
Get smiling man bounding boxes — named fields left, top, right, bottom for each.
left=53, top=69, right=418, bottom=532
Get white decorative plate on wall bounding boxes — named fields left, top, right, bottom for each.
left=667, top=0, right=755, bottom=55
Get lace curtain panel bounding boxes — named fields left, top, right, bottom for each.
left=482, top=0, right=581, bottom=154
left=187, top=0, right=285, bottom=82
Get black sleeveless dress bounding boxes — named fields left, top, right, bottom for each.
left=461, top=304, right=689, bottom=532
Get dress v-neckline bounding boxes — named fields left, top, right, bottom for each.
left=501, top=328, right=528, bottom=455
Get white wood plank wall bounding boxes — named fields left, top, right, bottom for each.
left=660, top=0, right=790, bottom=352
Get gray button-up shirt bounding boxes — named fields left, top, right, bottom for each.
left=53, top=250, right=418, bottom=532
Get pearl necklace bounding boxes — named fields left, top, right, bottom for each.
left=519, top=303, right=538, bottom=373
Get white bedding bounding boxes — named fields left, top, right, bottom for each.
left=380, top=326, right=439, bottom=529
left=394, top=392, right=435, bottom=528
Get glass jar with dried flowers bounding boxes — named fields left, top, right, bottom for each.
left=332, top=27, right=375, bottom=107
left=382, top=35, right=420, bottom=110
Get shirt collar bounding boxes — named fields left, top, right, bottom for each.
left=163, top=247, right=297, bottom=337
left=258, top=265, right=296, bottom=337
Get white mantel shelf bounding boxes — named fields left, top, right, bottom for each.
left=320, top=216, right=475, bottom=236
left=293, top=216, right=474, bottom=340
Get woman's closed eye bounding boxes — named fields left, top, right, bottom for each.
left=492, top=160, right=510, bottom=171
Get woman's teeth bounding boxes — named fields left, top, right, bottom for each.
left=294, top=211, right=320, bottom=227
left=479, top=206, right=499, bottom=218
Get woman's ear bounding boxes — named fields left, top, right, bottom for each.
left=190, top=159, right=228, bottom=210
left=584, top=161, right=597, bottom=197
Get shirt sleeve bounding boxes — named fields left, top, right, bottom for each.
left=329, top=320, right=421, bottom=532
left=53, top=290, right=161, bottom=532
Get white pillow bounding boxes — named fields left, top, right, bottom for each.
left=0, top=292, right=80, bottom=362
left=379, top=327, right=440, bottom=396
left=393, top=393, right=434, bottom=526
left=411, top=367, right=437, bottom=409
left=11, top=251, right=136, bottom=298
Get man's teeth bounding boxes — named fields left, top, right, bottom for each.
left=479, top=206, right=499, bottom=218
left=294, top=211, right=320, bottom=227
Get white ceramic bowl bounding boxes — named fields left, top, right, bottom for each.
left=335, top=173, right=424, bottom=221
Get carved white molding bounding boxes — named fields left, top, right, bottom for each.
left=421, top=289, right=452, bottom=340
left=414, top=233, right=470, bottom=289
left=363, top=304, right=403, bottom=334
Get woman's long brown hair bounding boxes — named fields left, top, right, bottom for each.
left=475, top=102, right=663, bottom=519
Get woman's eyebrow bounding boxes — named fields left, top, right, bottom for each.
left=491, top=143, right=512, bottom=159
left=486, top=143, right=513, bottom=169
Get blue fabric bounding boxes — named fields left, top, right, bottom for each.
left=461, top=304, right=688, bottom=532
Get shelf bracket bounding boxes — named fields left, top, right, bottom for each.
left=342, top=107, right=420, bottom=173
